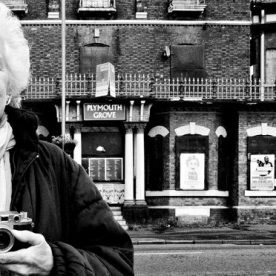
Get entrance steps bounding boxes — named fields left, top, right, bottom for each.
left=110, top=206, right=129, bottom=231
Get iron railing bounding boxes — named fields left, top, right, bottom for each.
left=168, top=0, right=206, bottom=13
left=22, top=74, right=276, bottom=102
left=1, top=0, right=27, bottom=8
left=79, top=0, right=115, bottom=8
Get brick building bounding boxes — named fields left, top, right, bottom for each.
left=8, top=0, right=276, bottom=226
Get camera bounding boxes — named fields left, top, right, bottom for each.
left=0, top=211, right=33, bottom=253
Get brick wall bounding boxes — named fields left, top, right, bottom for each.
left=236, top=209, right=276, bottom=224
left=146, top=197, right=228, bottom=207
left=18, top=0, right=251, bottom=20
left=66, top=0, right=79, bottom=19
left=145, top=105, right=229, bottom=207
left=24, top=0, right=47, bottom=19
left=204, top=25, right=250, bottom=78
left=238, top=111, right=276, bottom=204
left=23, top=23, right=250, bottom=79
left=205, top=0, right=251, bottom=21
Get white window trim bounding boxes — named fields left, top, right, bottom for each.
left=146, top=190, right=229, bottom=197
left=175, top=122, right=210, bottom=136
left=245, top=190, right=276, bottom=197
left=247, top=123, right=276, bottom=137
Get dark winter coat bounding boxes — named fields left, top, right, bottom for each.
left=6, top=106, right=134, bottom=276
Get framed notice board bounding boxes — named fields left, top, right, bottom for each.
left=87, top=157, right=123, bottom=182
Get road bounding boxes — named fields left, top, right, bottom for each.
left=134, top=244, right=276, bottom=275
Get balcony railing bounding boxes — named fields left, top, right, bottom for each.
left=21, top=74, right=276, bottom=103
left=78, top=0, right=116, bottom=13
left=1, top=0, right=28, bottom=13
left=168, top=0, right=207, bottom=14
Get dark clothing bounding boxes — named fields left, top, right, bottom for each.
left=6, top=106, right=134, bottom=276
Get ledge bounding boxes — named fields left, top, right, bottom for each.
left=78, top=7, right=116, bottom=13
left=146, top=190, right=229, bottom=197
left=244, top=190, right=276, bottom=197
left=20, top=19, right=252, bottom=26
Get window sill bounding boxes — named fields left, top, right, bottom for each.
left=245, top=190, right=276, bottom=197
left=135, top=12, right=148, bottom=19
left=146, top=190, right=229, bottom=197
left=7, top=5, right=28, bottom=13
left=78, top=7, right=116, bottom=13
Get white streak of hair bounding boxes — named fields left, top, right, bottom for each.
left=0, top=3, right=30, bottom=97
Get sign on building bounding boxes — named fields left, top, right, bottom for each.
left=180, top=153, right=205, bottom=190
left=88, top=158, right=123, bottom=182
left=83, top=103, right=125, bottom=121
left=250, top=154, right=275, bottom=190
left=96, top=62, right=116, bottom=97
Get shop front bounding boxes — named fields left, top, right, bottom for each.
left=56, top=99, right=152, bottom=206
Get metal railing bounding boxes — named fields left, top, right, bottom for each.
left=22, top=74, right=276, bottom=102
left=79, top=0, right=115, bottom=8
left=168, top=0, right=206, bottom=12
left=1, top=0, right=27, bottom=7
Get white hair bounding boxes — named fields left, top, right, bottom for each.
left=0, top=3, right=30, bottom=98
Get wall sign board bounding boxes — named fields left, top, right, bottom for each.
left=83, top=103, right=125, bottom=121
left=88, top=157, right=123, bottom=182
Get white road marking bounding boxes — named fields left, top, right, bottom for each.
left=135, top=251, right=203, bottom=256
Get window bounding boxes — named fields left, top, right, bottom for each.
left=2, top=0, right=28, bottom=16
left=78, top=0, right=116, bottom=16
left=81, top=127, right=124, bottom=182
left=146, top=135, right=165, bottom=190
left=168, top=0, right=206, bottom=16
left=266, top=49, right=276, bottom=83
left=80, top=44, right=110, bottom=74
left=218, top=136, right=230, bottom=191
left=80, top=0, right=115, bottom=8
left=171, top=45, right=207, bottom=79
left=248, top=136, right=276, bottom=190
left=175, top=134, right=208, bottom=189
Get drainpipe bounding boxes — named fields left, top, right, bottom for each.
left=260, top=9, right=265, bottom=101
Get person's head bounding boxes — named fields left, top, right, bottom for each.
left=0, top=3, right=30, bottom=118
left=186, top=155, right=199, bottom=169
left=264, top=156, right=269, bottom=163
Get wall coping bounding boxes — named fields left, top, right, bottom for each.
left=146, top=190, right=229, bottom=197
left=244, top=190, right=276, bottom=197
left=148, top=205, right=228, bottom=209
left=21, top=19, right=252, bottom=27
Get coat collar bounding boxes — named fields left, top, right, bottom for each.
left=4, top=106, right=39, bottom=210
left=5, top=105, right=39, bottom=153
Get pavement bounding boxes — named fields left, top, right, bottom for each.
left=128, top=224, right=276, bottom=245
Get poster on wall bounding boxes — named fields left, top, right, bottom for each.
left=95, top=62, right=115, bottom=97
left=250, top=154, right=275, bottom=190
left=180, top=153, right=205, bottom=190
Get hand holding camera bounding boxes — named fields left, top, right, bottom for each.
left=0, top=212, right=53, bottom=275
left=0, top=211, right=33, bottom=253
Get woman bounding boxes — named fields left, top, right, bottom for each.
left=0, top=3, right=133, bottom=275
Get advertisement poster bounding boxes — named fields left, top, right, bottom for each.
left=95, top=62, right=115, bottom=97
left=250, top=154, right=275, bottom=190
left=180, top=153, right=205, bottom=190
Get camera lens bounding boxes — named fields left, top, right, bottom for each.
left=13, top=215, right=20, bottom=223
left=0, top=227, right=14, bottom=252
